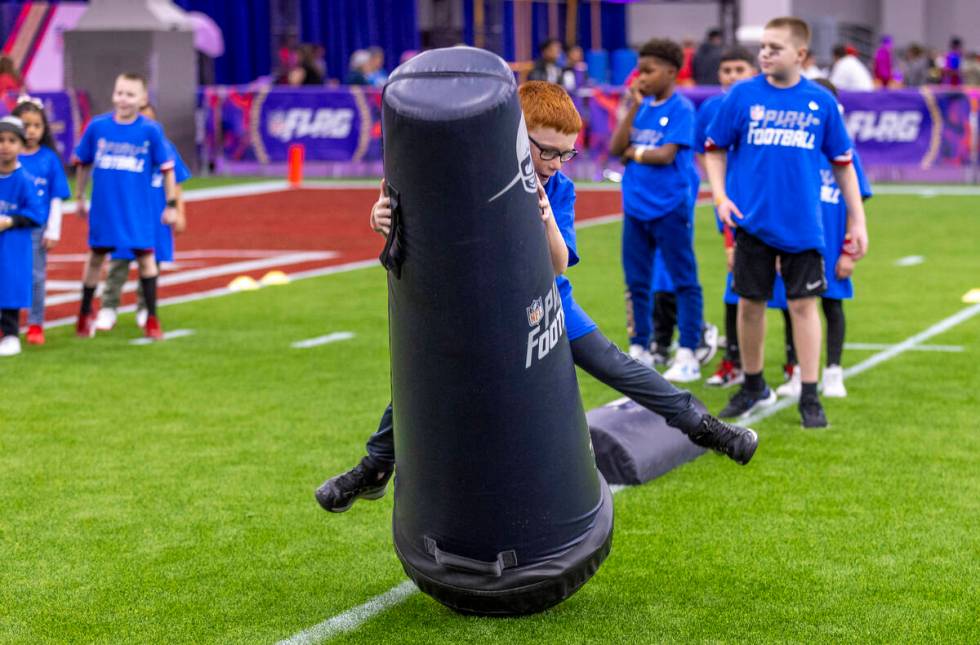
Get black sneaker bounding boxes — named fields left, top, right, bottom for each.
left=688, top=415, right=759, bottom=465
left=314, top=457, right=393, bottom=513
left=799, top=397, right=829, bottom=429
left=719, top=386, right=777, bottom=419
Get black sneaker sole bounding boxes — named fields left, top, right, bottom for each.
left=315, top=484, right=388, bottom=513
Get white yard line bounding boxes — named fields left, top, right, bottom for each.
left=43, top=251, right=337, bottom=307
left=894, top=255, right=925, bottom=266
left=291, top=332, right=355, bottom=349
left=274, top=302, right=980, bottom=644
left=844, top=342, right=964, bottom=352
left=129, top=329, right=195, bottom=345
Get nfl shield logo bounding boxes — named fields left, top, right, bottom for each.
left=750, top=104, right=765, bottom=121
left=526, top=298, right=544, bottom=327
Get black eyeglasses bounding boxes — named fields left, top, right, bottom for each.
left=528, top=135, right=578, bottom=163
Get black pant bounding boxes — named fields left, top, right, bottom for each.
left=364, top=328, right=703, bottom=470
left=0, top=309, right=18, bottom=337
left=653, top=291, right=677, bottom=351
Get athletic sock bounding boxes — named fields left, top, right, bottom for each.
left=801, top=381, right=819, bottom=402
left=80, top=286, right=96, bottom=315
left=745, top=371, right=765, bottom=393
left=140, top=276, right=158, bottom=316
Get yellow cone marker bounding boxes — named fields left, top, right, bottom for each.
left=229, top=275, right=260, bottom=291
left=962, top=288, right=980, bottom=304
left=260, top=270, right=291, bottom=286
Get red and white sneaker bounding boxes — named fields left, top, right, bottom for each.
left=705, top=359, right=744, bottom=388
left=76, top=312, right=97, bottom=338
left=144, top=315, right=163, bottom=340
left=26, top=325, right=45, bottom=345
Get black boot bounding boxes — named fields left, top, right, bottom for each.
left=687, top=415, right=759, bottom=465
left=314, top=457, right=393, bottom=513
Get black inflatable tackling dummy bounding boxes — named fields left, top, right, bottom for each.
left=381, top=46, right=613, bottom=616
left=588, top=399, right=708, bottom=486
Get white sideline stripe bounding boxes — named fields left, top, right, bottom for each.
left=41, top=258, right=382, bottom=332
left=275, top=580, right=419, bottom=645
left=49, top=249, right=310, bottom=262
left=872, top=184, right=980, bottom=196
left=129, top=329, right=195, bottom=345
left=43, top=252, right=337, bottom=307
left=276, top=303, right=980, bottom=644
left=894, top=255, right=925, bottom=266
left=291, top=332, right=355, bottom=349
left=739, top=303, right=980, bottom=426
left=844, top=342, right=964, bottom=352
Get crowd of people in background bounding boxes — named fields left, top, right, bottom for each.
left=267, top=30, right=977, bottom=92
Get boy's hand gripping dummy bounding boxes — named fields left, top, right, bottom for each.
left=380, top=46, right=614, bottom=616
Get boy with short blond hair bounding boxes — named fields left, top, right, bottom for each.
left=704, top=17, right=869, bottom=427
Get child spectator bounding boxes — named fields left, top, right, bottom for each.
left=0, top=116, right=44, bottom=356
left=12, top=96, right=71, bottom=346
left=97, top=103, right=190, bottom=331
left=73, top=73, right=177, bottom=340
left=693, top=46, right=755, bottom=387
left=704, top=17, right=869, bottom=428
left=610, top=38, right=705, bottom=383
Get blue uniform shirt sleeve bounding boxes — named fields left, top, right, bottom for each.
left=853, top=151, right=872, bottom=199
left=694, top=97, right=719, bottom=154
left=49, top=150, right=71, bottom=199
left=74, top=121, right=96, bottom=164
left=662, top=98, right=695, bottom=148
left=705, top=85, right=742, bottom=149
left=820, top=95, right=854, bottom=162
left=149, top=121, right=174, bottom=169
left=18, top=172, right=45, bottom=224
left=546, top=173, right=579, bottom=268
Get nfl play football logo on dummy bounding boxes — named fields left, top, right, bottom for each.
left=525, top=282, right=566, bottom=369
left=517, top=114, right=537, bottom=193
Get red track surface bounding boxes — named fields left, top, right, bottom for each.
left=42, top=186, right=623, bottom=323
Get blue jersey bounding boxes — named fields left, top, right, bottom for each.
left=0, top=166, right=45, bottom=308
left=706, top=75, right=854, bottom=252
left=545, top=171, right=596, bottom=342
left=18, top=146, right=70, bottom=225
left=74, top=113, right=173, bottom=250
left=622, top=92, right=696, bottom=220
left=819, top=151, right=872, bottom=300
left=113, top=139, right=191, bottom=263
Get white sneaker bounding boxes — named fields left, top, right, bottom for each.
left=776, top=365, right=801, bottom=398
left=95, top=308, right=117, bottom=331
left=822, top=365, right=847, bottom=398
left=0, top=335, right=21, bottom=356
left=663, top=347, right=701, bottom=382
left=135, top=308, right=148, bottom=329
left=628, top=344, right=654, bottom=368
left=694, top=322, right=719, bottom=365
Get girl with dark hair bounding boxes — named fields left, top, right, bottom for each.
left=12, top=95, right=71, bottom=345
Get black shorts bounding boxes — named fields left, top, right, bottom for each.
left=91, top=246, right=153, bottom=257
left=732, top=229, right=826, bottom=301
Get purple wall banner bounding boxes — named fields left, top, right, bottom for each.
left=199, top=84, right=978, bottom=180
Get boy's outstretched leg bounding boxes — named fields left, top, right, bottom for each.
left=315, top=403, right=395, bottom=512
left=570, top=329, right=758, bottom=465
left=77, top=250, right=107, bottom=338
left=136, top=250, right=162, bottom=339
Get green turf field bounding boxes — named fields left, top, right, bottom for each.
left=1, top=189, right=978, bottom=643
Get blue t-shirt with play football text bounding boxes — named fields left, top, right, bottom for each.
left=544, top=170, right=596, bottom=342
left=0, top=166, right=44, bottom=308
left=114, top=138, right=192, bottom=263
left=819, top=150, right=872, bottom=300
left=18, top=146, right=71, bottom=226
left=622, top=92, right=696, bottom=220
left=706, top=75, right=854, bottom=252
left=74, top=113, right=173, bottom=251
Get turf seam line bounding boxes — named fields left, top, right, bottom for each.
left=276, top=302, right=980, bottom=644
